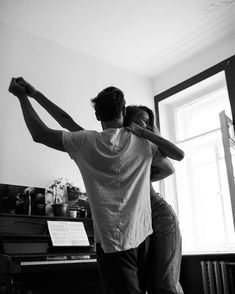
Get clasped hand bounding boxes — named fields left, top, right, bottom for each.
left=8, top=77, right=37, bottom=98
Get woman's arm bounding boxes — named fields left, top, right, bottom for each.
left=126, top=122, right=185, bottom=161
left=16, top=77, right=83, bottom=132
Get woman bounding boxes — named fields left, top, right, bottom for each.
left=124, top=105, right=184, bottom=294
left=16, top=77, right=184, bottom=293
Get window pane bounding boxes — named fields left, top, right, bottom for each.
left=171, top=71, right=231, bottom=141
left=176, top=136, right=235, bottom=253
left=176, top=89, right=231, bottom=140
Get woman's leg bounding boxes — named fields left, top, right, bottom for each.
left=148, top=202, right=184, bottom=294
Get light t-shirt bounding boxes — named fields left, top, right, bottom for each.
left=62, top=127, right=159, bottom=253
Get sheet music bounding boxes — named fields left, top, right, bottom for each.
left=47, top=221, right=90, bottom=247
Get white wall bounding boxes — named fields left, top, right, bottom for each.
left=152, top=30, right=235, bottom=95
left=0, top=21, right=153, bottom=191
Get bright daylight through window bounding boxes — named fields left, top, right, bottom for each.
left=159, top=71, right=235, bottom=254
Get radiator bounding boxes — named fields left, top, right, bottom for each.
left=201, top=261, right=234, bottom=294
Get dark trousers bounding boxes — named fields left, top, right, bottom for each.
left=96, top=237, right=150, bottom=294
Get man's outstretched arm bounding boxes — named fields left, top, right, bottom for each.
left=16, top=77, right=83, bottom=132
left=9, top=78, right=65, bottom=152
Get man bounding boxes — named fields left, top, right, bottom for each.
left=8, top=77, right=171, bottom=294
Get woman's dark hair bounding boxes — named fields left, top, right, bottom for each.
left=123, top=105, right=155, bottom=131
left=91, top=87, right=125, bottom=121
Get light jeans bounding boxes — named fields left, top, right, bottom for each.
left=147, top=192, right=184, bottom=294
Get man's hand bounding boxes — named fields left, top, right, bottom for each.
left=125, top=123, right=144, bottom=137
left=8, top=78, right=27, bottom=98
left=16, top=77, right=37, bottom=97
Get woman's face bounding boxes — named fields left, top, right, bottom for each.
left=131, top=110, right=150, bottom=128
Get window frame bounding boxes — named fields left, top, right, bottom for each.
left=154, top=55, right=235, bottom=254
left=154, top=55, right=235, bottom=128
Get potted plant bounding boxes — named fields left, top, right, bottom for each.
left=46, top=178, right=90, bottom=218
left=62, top=179, right=90, bottom=218
left=47, top=178, right=69, bottom=217
left=65, top=181, right=82, bottom=216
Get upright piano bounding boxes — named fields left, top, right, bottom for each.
left=0, top=213, right=104, bottom=294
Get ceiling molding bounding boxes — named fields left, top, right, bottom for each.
left=141, top=6, right=235, bottom=77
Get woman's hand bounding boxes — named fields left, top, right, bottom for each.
left=125, top=123, right=145, bottom=137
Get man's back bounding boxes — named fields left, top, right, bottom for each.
left=63, top=127, right=157, bottom=253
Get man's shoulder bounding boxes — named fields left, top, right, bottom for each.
left=78, top=129, right=99, bottom=135
left=62, top=130, right=93, bottom=145
left=63, top=129, right=99, bottom=137
left=62, top=129, right=101, bottom=155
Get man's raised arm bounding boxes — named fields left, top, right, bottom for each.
left=8, top=78, right=65, bottom=152
left=16, top=77, right=83, bottom=132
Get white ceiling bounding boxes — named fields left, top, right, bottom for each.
left=0, top=0, right=235, bottom=78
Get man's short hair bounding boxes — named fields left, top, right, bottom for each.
left=91, top=87, right=125, bottom=121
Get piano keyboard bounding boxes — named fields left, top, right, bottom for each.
left=21, top=258, right=97, bottom=266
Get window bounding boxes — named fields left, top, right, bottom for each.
left=156, top=65, right=235, bottom=254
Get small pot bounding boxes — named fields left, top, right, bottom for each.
left=52, top=203, right=68, bottom=217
